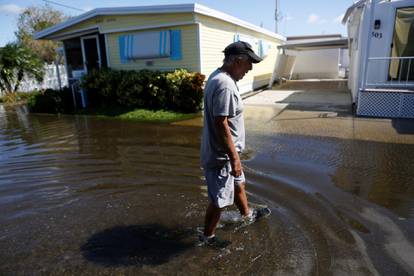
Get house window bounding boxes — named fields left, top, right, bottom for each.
left=258, top=40, right=271, bottom=59
left=119, top=30, right=181, bottom=62
left=389, top=7, right=414, bottom=81
left=234, top=34, right=258, bottom=52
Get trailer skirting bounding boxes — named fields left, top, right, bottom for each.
left=357, top=90, right=414, bottom=118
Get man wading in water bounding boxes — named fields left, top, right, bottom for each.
left=199, top=41, right=270, bottom=246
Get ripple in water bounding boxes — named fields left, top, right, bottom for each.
left=0, top=105, right=413, bottom=275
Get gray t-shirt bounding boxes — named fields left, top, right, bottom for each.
left=201, top=68, right=245, bottom=168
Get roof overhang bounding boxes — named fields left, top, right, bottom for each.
left=342, top=0, right=368, bottom=24
left=47, top=26, right=99, bottom=41
left=287, top=34, right=343, bottom=41
left=35, top=3, right=286, bottom=41
left=278, top=38, right=349, bottom=51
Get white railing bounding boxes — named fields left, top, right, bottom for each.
left=365, top=56, right=414, bottom=88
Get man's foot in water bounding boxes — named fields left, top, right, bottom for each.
left=196, top=234, right=231, bottom=248
left=244, top=207, right=271, bottom=224
left=235, top=207, right=271, bottom=231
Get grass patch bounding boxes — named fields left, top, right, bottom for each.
left=80, top=106, right=198, bottom=123
left=0, top=91, right=39, bottom=105
left=117, top=109, right=198, bottom=122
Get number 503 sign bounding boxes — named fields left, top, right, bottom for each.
left=372, top=32, right=383, bottom=39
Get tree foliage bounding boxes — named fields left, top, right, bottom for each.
left=0, top=43, right=44, bottom=95
left=15, top=5, right=67, bottom=63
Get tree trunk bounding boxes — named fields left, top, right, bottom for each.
left=13, top=69, right=24, bottom=93
left=0, top=71, right=14, bottom=94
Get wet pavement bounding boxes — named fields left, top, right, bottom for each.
left=0, top=97, right=414, bottom=275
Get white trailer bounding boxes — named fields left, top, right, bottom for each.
left=344, top=0, right=414, bottom=118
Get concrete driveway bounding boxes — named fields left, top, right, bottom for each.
left=243, top=80, right=353, bottom=114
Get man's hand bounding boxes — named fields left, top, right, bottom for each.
left=215, top=116, right=242, bottom=176
left=230, top=156, right=242, bottom=177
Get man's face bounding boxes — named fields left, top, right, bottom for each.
left=233, top=57, right=253, bottom=81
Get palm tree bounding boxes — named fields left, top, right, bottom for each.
left=0, top=43, right=44, bottom=96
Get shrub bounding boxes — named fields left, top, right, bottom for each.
left=116, top=70, right=164, bottom=109
left=27, top=87, right=74, bottom=113
left=16, top=91, right=40, bottom=101
left=166, top=69, right=205, bottom=112
left=135, top=70, right=168, bottom=110
left=80, top=68, right=205, bottom=113
left=27, top=90, right=56, bottom=113
left=81, top=68, right=119, bottom=108
left=115, top=70, right=144, bottom=107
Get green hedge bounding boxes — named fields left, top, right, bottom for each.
left=27, top=87, right=75, bottom=114
left=81, top=68, right=205, bottom=113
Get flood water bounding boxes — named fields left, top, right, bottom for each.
left=1, top=103, right=414, bottom=275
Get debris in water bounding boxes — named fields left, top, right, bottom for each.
left=252, top=254, right=261, bottom=262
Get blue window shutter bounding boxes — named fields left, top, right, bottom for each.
left=128, top=35, right=133, bottom=59
left=119, top=35, right=127, bottom=63
left=259, top=40, right=263, bottom=58
left=159, top=31, right=163, bottom=56
left=259, top=40, right=269, bottom=58
left=170, top=30, right=182, bottom=60
left=164, top=31, right=168, bottom=56
left=159, top=31, right=167, bottom=56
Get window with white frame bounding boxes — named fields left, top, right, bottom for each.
left=119, top=30, right=182, bottom=63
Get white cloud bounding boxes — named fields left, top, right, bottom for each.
left=308, top=13, right=320, bottom=24
left=0, top=4, right=23, bottom=14
left=334, top=14, right=344, bottom=23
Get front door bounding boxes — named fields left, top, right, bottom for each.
left=81, top=35, right=101, bottom=73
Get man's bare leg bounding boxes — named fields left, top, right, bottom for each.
left=234, top=182, right=250, bottom=217
left=204, top=203, right=222, bottom=237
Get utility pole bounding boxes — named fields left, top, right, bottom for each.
left=275, top=0, right=279, bottom=33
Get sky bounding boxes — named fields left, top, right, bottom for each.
left=0, top=0, right=355, bottom=46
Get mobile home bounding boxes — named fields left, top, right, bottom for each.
left=343, top=0, right=414, bottom=118
left=35, top=3, right=285, bottom=95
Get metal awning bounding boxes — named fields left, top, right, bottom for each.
left=278, top=38, right=349, bottom=51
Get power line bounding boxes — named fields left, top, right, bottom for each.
left=42, top=0, right=85, bottom=12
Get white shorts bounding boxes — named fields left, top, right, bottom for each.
left=204, top=161, right=245, bottom=208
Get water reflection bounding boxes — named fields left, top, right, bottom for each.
left=333, top=139, right=414, bottom=218
left=243, top=105, right=414, bottom=219
left=1, top=104, right=414, bottom=275
left=0, top=106, right=203, bottom=220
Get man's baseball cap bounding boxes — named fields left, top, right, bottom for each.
left=223, top=41, right=262, bottom=63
